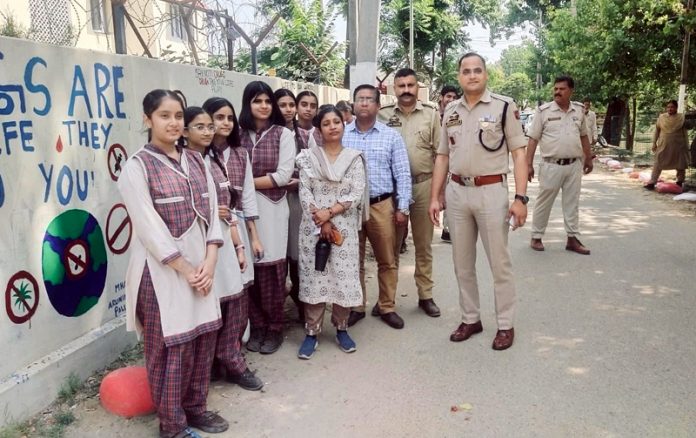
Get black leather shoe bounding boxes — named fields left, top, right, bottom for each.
left=418, top=299, right=441, bottom=317
left=371, top=303, right=380, bottom=317
left=227, top=368, right=263, bottom=391
left=441, top=230, right=451, bottom=242
left=347, top=310, right=366, bottom=327
left=246, top=327, right=265, bottom=352
left=380, top=312, right=404, bottom=329
left=259, top=330, right=283, bottom=354
left=187, top=411, right=229, bottom=434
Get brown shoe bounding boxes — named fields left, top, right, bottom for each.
left=380, top=312, right=405, bottom=329
left=565, top=236, right=590, bottom=255
left=187, top=411, right=229, bottom=433
left=418, top=299, right=441, bottom=317
left=492, top=328, right=515, bottom=350
left=347, top=310, right=365, bottom=327
left=449, top=321, right=483, bottom=342
left=530, top=238, right=544, bottom=251
left=371, top=303, right=380, bottom=317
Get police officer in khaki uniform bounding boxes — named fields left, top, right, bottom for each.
left=429, top=52, right=528, bottom=351
left=526, top=76, right=593, bottom=255
left=378, top=68, right=441, bottom=318
left=583, top=98, right=598, bottom=145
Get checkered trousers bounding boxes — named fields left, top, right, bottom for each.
left=214, top=291, right=249, bottom=375
left=248, top=262, right=287, bottom=332
left=136, top=265, right=216, bottom=436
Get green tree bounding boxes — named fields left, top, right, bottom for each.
left=379, top=0, right=503, bottom=96
left=498, top=41, right=536, bottom=78
left=499, top=72, right=534, bottom=108
left=245, top=0, right=345, bottom=86
left=541, top=0, right=696, bottom=149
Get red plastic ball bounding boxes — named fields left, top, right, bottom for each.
left=100, top=366, right=155, bottom=417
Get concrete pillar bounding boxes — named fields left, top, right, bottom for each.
left=348, top=0, right=380, bottom=94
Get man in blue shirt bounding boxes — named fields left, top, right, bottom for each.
left=344, top=84, right=412, bottom=329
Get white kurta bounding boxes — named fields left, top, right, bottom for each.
left=119, top=148, right=223, bottom=343
left=222, top=149, right=258, bottom=287
left=205, top=154, right=243, bottom=301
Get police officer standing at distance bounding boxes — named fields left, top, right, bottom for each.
left=526, top=76, right=593, bottom=255
left=378, top=68, right=442, bottom=318
left=428, top=52, right=529, bottom=351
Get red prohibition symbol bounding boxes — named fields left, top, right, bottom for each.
left=106, top=203, right=132, bottom=255
left=63, top=240, right=90, bottom=280
left=5, top=270, right=40, bottom=324
left=107, top=143, right=128, bottom=182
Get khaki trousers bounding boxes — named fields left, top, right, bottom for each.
left=356, top=198, right=398, bottom=313
left=650, top=165, right=685, bottom=184
left=532, top=159, right=583, bottom=238
left=394, top=179, right=434, bottom=300
left=304, top=303, right=350, bottom=335
left=446, top=182, right=515, bottom=330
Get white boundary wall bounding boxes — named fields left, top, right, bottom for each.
left=0, top=35, right=349, bottom=426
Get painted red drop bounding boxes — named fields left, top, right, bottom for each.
left=55, top=136, right=63, bottom=152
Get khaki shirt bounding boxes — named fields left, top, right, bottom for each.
left=528, top=101, right=587, bottom=158
left=378, top=101, right=440, bottom=177
left=586, top=110, right=597, bottom=143
left=438, top=90, right=526, bottom=177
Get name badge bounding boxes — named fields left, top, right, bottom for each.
left=446, top=113, right=462, bottom=127
left=387, top=115, right=402, bottom=127
left=548, top=117, right=561, bottom=122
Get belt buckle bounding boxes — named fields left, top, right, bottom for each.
left=462, top=177, right=475, bottom=187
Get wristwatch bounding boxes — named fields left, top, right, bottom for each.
left=514, top=194, right=529, bottom=205
left=399, top=209, right=410, bottom=216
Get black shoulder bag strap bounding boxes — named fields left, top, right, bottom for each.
left=478, top=101, right=509, bottom=152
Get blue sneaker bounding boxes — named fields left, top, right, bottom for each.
left=298, top=335, right=318, bottom=359
left=170, top=427, right=203, bottom=438
left=336, top=330, right=356, bottom=353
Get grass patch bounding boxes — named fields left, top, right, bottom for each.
left=57, top=373, right=82, bottom=406
left=0, top=421, right=31, bottom=438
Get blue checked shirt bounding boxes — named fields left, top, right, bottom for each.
left=343, top=120, right=412, bottom=211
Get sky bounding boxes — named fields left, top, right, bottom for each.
left=331, top=14, right=534, bottom=63
left=230, top=2, right=533, bottom=64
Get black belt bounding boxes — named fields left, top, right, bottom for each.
left=370, top=192, right=393, bottom=205
left=544, top=157, right=578, bottom=166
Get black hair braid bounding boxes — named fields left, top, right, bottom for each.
left=207, top=146, right=238, bottom=208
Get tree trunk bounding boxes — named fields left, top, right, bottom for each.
left=603, top=97, right=626, bottom=146
left=624, top=96, right=636, bottom=151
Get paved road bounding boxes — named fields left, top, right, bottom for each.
left=67, top=166, right=696, bottom=438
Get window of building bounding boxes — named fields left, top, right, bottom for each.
left=90, top=0, right=106, bottom=32
left=170, top=4, right=186, bottom=40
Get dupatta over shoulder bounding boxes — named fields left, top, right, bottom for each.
left=299, top=146, right=370, bottom=224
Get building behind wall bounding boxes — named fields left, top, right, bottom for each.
left=0, top=0, right=212, bottom=63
